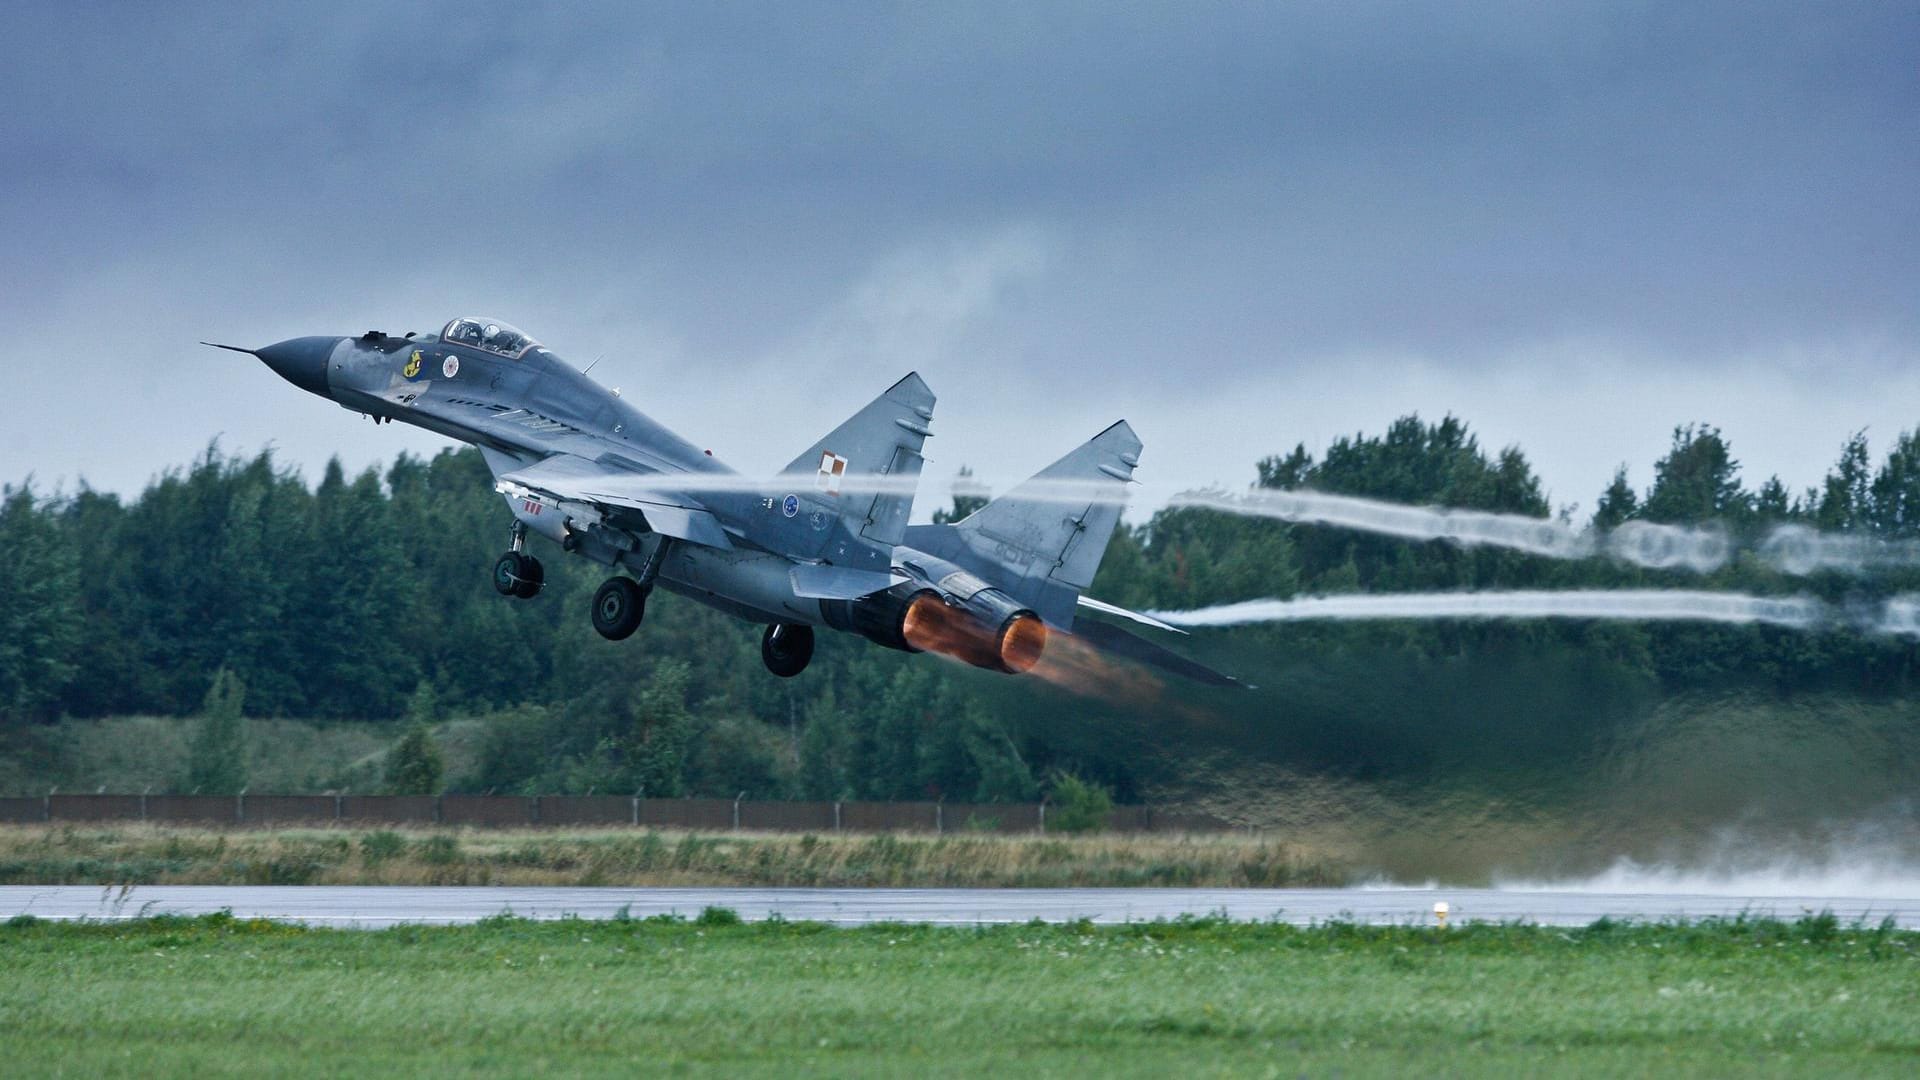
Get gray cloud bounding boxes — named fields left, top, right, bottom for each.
left=5, top=2, right=1917, bottom=516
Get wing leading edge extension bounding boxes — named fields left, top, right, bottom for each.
left=492, top=453, right=734, bottom=549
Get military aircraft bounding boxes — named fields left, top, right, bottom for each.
left=211, top=318, right=1236, bottom=685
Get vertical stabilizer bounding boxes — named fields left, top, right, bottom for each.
left=778, top=372, right=935, bottom=549
left=946, top=420, right=1140, bottom=604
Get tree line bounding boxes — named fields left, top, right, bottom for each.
left=6, top=416, right=1920, bottom=800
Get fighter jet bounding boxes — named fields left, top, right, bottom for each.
left=211, top=318, right=1235, bottom=685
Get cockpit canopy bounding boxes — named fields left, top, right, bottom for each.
left=442, top=317, right=540, bottom=359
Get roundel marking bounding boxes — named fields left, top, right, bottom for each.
left=442, top=356, right=460, bottom=379
left=782, top=494, right=800, bottom=518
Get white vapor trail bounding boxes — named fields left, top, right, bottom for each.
left=521, top=468, right=1920, bottom=580
left=1166, top=489, right=1596, bottom=560
left=1165, top=490, right=1736, bottom=574
left=1147, top=590, right=1828, bottom=630
left=1757, top=524, right=1920, bottom=576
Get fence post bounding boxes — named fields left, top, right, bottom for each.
left=334, top=793, right=344, bottom=823
left=44, top=787, right=53, bottom=823
left=733, top=792, right=745, bottom=831
left=532, top=795, right=541, bottom=825
left=1038, top=800, right=1047, bottom=834
left=140, top=786, right=150, bottom=823
left=833, top=801, right=841, bottom=833
left=936, top=799, right=944, bottom=835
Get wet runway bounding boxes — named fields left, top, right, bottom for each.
left=5, top=885, right=1918, bottom=927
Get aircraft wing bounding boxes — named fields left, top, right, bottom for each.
left=494, top=454, right=735, bottom=550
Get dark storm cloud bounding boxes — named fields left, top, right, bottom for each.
left=4, top=2, right=1917, bottom=509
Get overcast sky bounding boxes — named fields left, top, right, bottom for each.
left=6, top=3, right=1917, bottom=521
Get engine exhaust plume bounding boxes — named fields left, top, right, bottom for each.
left=1029, top=629, right=1174, bottom=706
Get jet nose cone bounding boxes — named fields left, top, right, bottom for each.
left=255, top=336, right=338, bottom=397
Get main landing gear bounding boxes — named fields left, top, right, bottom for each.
left=761, top=624, right=815, bottom=678
left=592, top=577, right=648, bottom=640
left=493, top=522, right=544, bottom=599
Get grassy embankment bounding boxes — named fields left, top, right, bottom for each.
left=0, top=824, right=1349, bottom=888
left=5, top=912, right=1917, bottom=1076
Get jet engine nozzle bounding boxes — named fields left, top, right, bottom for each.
left=902, top=594, right=1048, bottom=674
left=821, top=582, right=1048, bottom=674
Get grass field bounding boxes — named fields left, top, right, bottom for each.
left=0, top=824, right=1348, bottom=888
left=4, top=912, right=1916, bottom=1077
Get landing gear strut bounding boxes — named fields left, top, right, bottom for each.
left=592, top=577, right=647, bottom=640
left=761, top=624, right=815, bottom=678
left=493, top=523, right=543, bottom=599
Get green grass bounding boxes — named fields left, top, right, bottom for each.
left=3, top=913, right=1917, bottom=1077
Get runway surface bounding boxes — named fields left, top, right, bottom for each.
left=5, top=885, right=1918, bottom=928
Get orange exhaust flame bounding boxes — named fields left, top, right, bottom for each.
left=902, top=593, right=994, bottom=667
left=901, top=595, right=1048, bottom=674
left=999, top=615, right=1048, bottom=674
left=1029, top=631, right=1169, bottom=705
left=903, top=599, right=1211, bottom=716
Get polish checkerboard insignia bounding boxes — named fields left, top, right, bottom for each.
left=816, top=452, right=848, bottom=496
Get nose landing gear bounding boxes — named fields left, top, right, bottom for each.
left=761, top=623, right=815, bottom=678
left=493, top=519, right=544, bottom=599
left=493, top=551, right=545, bottom=598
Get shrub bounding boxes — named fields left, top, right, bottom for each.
left=185, top=669, right=248, bottom=795
left=1047, top=772, right=1113, bottom=834
left=416, top=834, right=461, bottom=866
left=384, top=721, right=444, bottom=795
left=696, top=906, right=742, bottom=927
left=359, top=831, right=405, bottom=865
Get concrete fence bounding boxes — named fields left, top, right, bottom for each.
left=0, top=794, right=1231, bottom=833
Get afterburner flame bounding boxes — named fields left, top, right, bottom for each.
left=901, top=594, right=1046, bottom=674
left=998, top=615, right=1047, bottom=673
left=900, top=593, right=962, bottom=655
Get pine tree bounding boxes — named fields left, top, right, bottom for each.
left=0, top=486, right=81, bottom=720
left=1816, top=432, right=1873, bottom=532
left=1754, top=476, right=1796, bottom=525
left=1592, top=466, right=1638, bottom=531
left=186, top=668, right=248, bottom=794
left=1872, top=429, right=1920, bottom=537
left=1640, top=424, right=1750, bottom=525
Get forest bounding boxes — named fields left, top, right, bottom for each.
left=6, top=415, right=1920, bottom=813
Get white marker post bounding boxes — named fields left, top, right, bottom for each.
left=1433, top=901, right=1450, bottom=929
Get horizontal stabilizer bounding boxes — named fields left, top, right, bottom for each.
left=790, top=564, right=907, bottom=600
left=1069, top=619, right=1246, bottom=688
